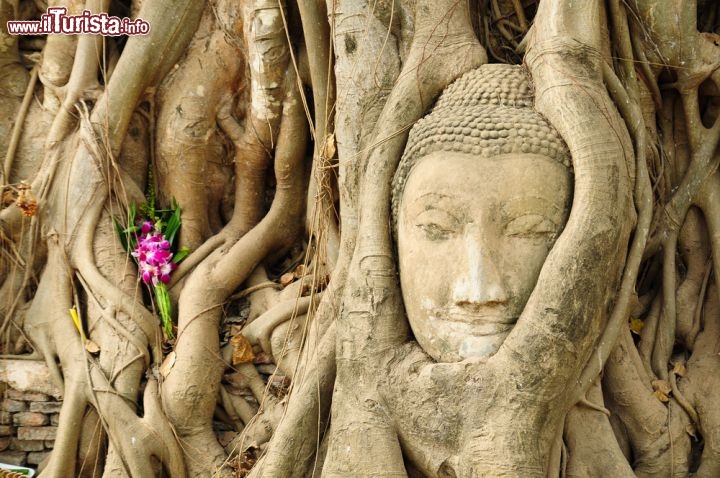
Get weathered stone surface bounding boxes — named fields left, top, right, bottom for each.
left=1, top=399, right=27, bottom=413
left=44, top=439, right=54, bottom=449
left=6, top=389, right=49, bottom=402
left=13, top=412, right=49, bottom=427
left=17, top=426, right=57, bottom=441
left=29, top=401, right=62, bottom=414
left=0, top=425, right=14, bottom=436
left=0, top=361, right=62, bottom=398
left=27, top=450, right=51, bottom=465
left=0, top=412, right=11, bottom=425
left=0, top=436, right=9, bottom=451
left=0, top=449, right=26, bottom=465
left=10, top=438, right=44, bottom=451
left=50, top=414, right=59, bottom=426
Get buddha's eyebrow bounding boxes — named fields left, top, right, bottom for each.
left=405, top=192, right=461, bottom=223
left=408, top=192, right=454, bottom=204
left=500, top=195, right=565, bottom=218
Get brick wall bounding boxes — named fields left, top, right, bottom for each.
left=0, top=389, right=58, bottom=468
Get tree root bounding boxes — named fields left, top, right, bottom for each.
left=2, top=66, right=37, bottom=183
left=162, top=66, right=307, bottom=475
left=244, top=321, right=336, bottom=478
left=155, top=0, right=243, bottom=250
left=564, top=379, right=635, bottom=477
left=604, top=328, right=691, bottom=476
left=241, top=294, right=315, bottom=363
left=325, top=0, right=486, bottom=473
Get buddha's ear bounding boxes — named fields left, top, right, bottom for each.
left=493, top=0, right=635, bottom=409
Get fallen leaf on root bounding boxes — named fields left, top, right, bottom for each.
left=323, top=133, right=336, bottom=159
left=160, top=351, right=176, bottom=377
left=231, top=334, right=255, bottom=365
left=84, top=340, right=100, bottom=354
left=279, top=272, right=295, bottom=287
left=671, top=361, right=687, bottom=377
left=629, top=317, right=644, bottom=334
left=652, top=379, right=671, bottom=402
left=2, top=189, right=15, bottom=206
left=16, top=181, right=37, bottom=217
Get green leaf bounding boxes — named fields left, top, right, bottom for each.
left=173, top=246, right=190, bottom=264
left=113, top=217, right=130, bottom=253
left=128, top=203, right=137, bottom=227
left=164, top=203, right=182, bottom=245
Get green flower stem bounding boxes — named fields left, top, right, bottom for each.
left=154, top=282, right=174, bottom=338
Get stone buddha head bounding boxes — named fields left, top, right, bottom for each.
left=392, top=64, right=573, bottom=363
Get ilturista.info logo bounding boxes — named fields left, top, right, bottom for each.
left=7, top=7, right=150, bottom=36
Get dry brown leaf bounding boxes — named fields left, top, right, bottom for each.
left=323, top=133, right=336, bottom=159
left=160, top=351, right=176, bottom=377
left=652, top=379, right=671, bottom=402
left=85, top=340, right=100, bottom=354
left=2, top=189, right=15, bottom=206
left=279, top=272, right=295, bottom=287
left=16, top=181, right=37, bottom=217
left=231, top=334, right=255, bottom=365
left=672, top=361, right=687, bottom=377
left=653, top=389, right=670, bottom=402
left=629, top=317, right=644, bottom=335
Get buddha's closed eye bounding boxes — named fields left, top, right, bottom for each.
left=414, top=208, right=461, bottom=240
left=504, top=214, right=559, bottom=239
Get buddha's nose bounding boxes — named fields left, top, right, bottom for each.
left=452, top=233, right=508, bottom=308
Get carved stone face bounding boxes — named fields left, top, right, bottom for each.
left=398, top=151, right=571, bottom=363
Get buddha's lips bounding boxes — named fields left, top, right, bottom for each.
left=433, top=308, right=518, bottom=327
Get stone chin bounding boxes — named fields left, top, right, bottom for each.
left=413, top=315, right=514, bottom=363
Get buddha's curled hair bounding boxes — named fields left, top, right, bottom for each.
left=390, top=63, right=572, bottom=234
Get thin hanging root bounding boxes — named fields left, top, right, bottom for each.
left=75, top=408, right=106, bottom=477
left=296, top=0, right=340, bottom=269
left=2, top=66, right=38, bottom=184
